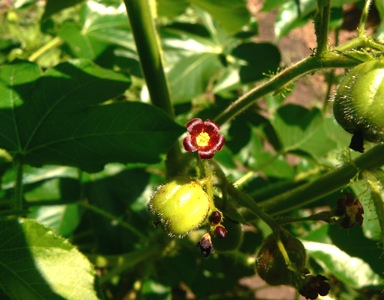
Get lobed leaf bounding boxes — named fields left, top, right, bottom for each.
left=0, top=60, right=184, bottom=172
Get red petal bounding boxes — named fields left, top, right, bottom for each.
left=204, top=119, right=220, bottom=134
left=183, top=136, right=198, bottom=152
left=198, top=149, right=215, bottom=159
left=209, top=134, right=225, bottom=151
left=186, top=118, right=204, bottom=135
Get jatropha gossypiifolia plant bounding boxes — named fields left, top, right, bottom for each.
left=2, top=0, right=384, bottom=299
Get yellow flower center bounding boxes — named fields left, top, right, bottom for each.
left=196, top=132, right=210, bottom=147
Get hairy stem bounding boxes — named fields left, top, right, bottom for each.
left=214, top=51, right=361, bottom=126
left=260, top=144, right=384, bottom=215
left=314, top=0, right=331, bottom=56
left=358, top=0, right=373, bottom=33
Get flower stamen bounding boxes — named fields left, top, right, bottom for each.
left=196, top=132, right=210, bottom=147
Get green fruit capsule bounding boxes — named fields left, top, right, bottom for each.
left=333, top=60, right=384, bottom=152
left=255, top=234, right=306, bottom=286
left=148, top=177, right=210, bottom=238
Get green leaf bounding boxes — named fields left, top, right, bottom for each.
left=188, top=0, right=250, bottom=34
left=275, top=0, right=315, bottom=39
left=59, top=2, right=135, bottom=59
left=0, top=60, right=184, bottom=172
left=271, top=105, right=337, bottom=157
left=157, top=0, right=189, bottom=17
left=168, top=53, right=222, bottom=103
left=29, top=204, right=81, bottom=237
left=231, top=42, right=281, bottom=83
left=261, top=0, right=290, bottom=12
left=42, top=0, right=86, bottom=20
left=0, top=218, right=101, bottom=300
left=351, top=181, right=382, bottom=242
left=59, top=22, right=108, bottom=60
left=304, top=240, right=384, bottom=288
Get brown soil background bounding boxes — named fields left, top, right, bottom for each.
left=240, top=1, right=380, bottom=299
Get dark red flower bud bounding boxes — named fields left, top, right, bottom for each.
left=214, top=225, right=227, bottom=239
left=209, top=211, right=222, bottom=225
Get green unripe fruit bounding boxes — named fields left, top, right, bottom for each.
left=213, top=218, right=243, bottom=252
left=148, top=177, right=210, bottom=238
left=255, top=234, right=306, bottom=286
left=333, top=60, right=384, bottom=152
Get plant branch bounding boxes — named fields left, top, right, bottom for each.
left=214, top=51, right=361, bottom=126
left=358, top=0, right=373, bottom=33
left=260, top=144, right=384, bottom=215
left=314, top=0, right=331, bottom=56
left=123, top=0, right=182, bottom=177
left=123, top=0, right=174, bottom=118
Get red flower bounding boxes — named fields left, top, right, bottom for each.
left=335, top=192, right=364, bottom=229
left=183, top=118, right=225, bottom=159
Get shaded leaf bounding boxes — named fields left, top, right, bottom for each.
left=188, top=0, right=250, bottom=34
left=0, top=60, right=183, bottom=172
left=275, top=0, right=315, bottom=39
left=0, top=218, right=100, bottom=300
left=157, top=0, right=189, bottom=17
left=42, top=0, right=86, bottom=20
left=59, top=22, right=108, bottom=60
left=29, top=204, right=81, bottom=237
left=271, top=105, right=337, bottom=157
left=231, top=42, right=281, bottom=83
left=168, top=53, right=222, bottom=103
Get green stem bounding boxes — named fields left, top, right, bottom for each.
left=322, top=27, right=339, bottom=112
left=314, top=0, right=331, bottom=56
left=203, top=160, right=216, bottom=211
left=210, top=160, right=278, bottom=230
left=214, top=51, right=361, bottom=126
left=260, top=144, right=384, bottom=215
left=358, top=0, right=373, bottom=33
left=14, top=162, right=24, bottom=211
left=226, top=182, right=279, bottom=231
left=123, top=0, right=174, bottom=118
left=123, top=0, right=182, bottom=178
left=80, top=202, right=147, bottom=239
left=28, top=36, right=63, bottom=62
